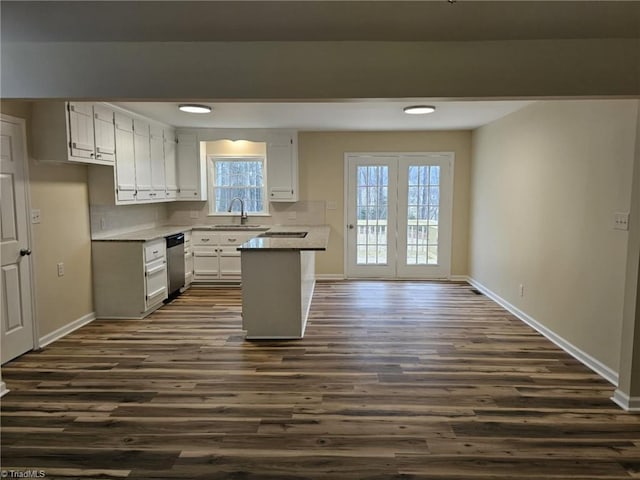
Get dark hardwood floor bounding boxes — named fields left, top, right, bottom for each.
left=2, top=281, right=639, bottom=479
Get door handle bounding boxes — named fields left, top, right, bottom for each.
left=348, top=224, right=355, bottom=230
left=20, top=248, right=32, bottom=256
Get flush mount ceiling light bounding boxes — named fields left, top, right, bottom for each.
left=178, top=104, right=212, bottom=114
left=403, top=105, right=436, bottom=115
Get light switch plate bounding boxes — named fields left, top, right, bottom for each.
left=31, top=209, right=41, bottom=224
left=614, top=212, right=630, bottom=231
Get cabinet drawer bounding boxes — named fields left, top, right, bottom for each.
left=218, top=233, right=254, bottom=246
left=144, top=239, right=166, bottom=263
left=192, top=231, right=217, bottom=245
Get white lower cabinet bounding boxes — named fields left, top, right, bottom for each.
left=92, top=238, right=168, bottom=319
left=192, top=231, right=255, bottom=283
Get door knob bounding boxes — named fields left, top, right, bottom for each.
left=20, top=248, right=32, bottom=256
left=348, top=224, right=355, bottom=229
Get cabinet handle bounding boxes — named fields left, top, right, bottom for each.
left=194, top=192, right=198, bottom=196
left=90, top=153, right=95, bottom=157
left=228, top=238, right=237, bottom=242
left=153, top=250, right=159, bottom=254
left=96, top=154, right=102, bottom=159
left=202, top=238, right=210, bottom=242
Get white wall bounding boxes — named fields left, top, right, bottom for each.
left=469, top=100, right=639, bottom=374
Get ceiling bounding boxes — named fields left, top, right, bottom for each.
left=3, top=1, right=639, bottom=42
left=114, top=100, right=534, bottom=130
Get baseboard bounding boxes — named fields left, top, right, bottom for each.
left=315, top=274, right=345, bottom=281
left=468, top=277, right=619, bottom=387
left=449, top=275, right=469, bottom=282
left=612, top=390, right=640, bottom=412
left=0, top=381, right=8, bottom=397
left=38, top=312, right=96, bottom=348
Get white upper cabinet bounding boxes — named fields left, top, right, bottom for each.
left=267, top=132, right=298, bottom=202
left=113, top=112, right=136, bottom=202
left=68, top=102, right=96, bottom=160
left=133, top=119, right=152, bottom=201
left=149, top=124, right=166, bottom=200
left=92, top=104, right=116, bottom=163
left=164, top=128, right=178, bottom=201
left=177, top=133, right=207, bottom=201
left=31, top=101, right=115, bottom=166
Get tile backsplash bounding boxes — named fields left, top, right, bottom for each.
left=90, top=200, right=327, bottom=238
left=166, top=200, right=327, bottom=226
left=90, top=204, right=169, bottom=236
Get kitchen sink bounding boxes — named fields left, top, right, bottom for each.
left=205, top=225, right=270, bottom=231
left=258, top=231, right=308, bottom=238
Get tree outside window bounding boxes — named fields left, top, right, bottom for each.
left=209, top=156, right=267, bottom=214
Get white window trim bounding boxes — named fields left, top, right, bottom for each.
left=207, top=154, right=269, bottom=216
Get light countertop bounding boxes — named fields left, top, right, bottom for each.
left=91, top=225, right=194, bottom=242
left=237, top=225, right=330, bottom=251
left=92, top=225, right=329, bottom=248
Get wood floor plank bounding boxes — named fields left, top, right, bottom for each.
left=1, top=281, right=639, bottom=479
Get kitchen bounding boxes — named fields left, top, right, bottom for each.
left=1, top=0, right=640, bottom=477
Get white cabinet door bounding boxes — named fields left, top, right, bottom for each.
left=68, top=102, right=95, bottom=160
left=149, top=124, right=166, bottom=200
left=114, top=112, right=137, bottom=202
left=177, top=133, right=206, bottom=200
left=185, top=250, right=194, bottom=286
left=92, top=104, right=115, bottom=163
left=133, top=119, right=152, bottom=201
left=164, top=128, right=178, bottom=201
left=193, top=247, right=219, bottom=281
left=267, top=133, right=298, bottom=202
left=218, top=245, right=241, bottom=280
left=144, top=239, right=167, bottom=309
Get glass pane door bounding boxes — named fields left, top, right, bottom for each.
left=346, top=153, right=452, bottom=279
left=346, top=156, right=397, bottom=278
left=397, top=155, right=452, bottom=278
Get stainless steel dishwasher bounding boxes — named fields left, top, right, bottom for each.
left=165, top=233, right=185, bottom=300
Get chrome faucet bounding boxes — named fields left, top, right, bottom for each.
left=228, top=197, right=248, bottom=225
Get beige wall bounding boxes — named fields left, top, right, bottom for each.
left=1, top=101, right=94, bottom=339
left=469, top=100, right=639, bottom=373
left=298, top=131, right=472, bottom=276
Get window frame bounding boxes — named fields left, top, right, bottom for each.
left=207, top=154, right=269, bottom=216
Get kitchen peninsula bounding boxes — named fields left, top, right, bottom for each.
left=238, top=226, right=330, bottom=339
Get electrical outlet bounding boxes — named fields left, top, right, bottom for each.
left=519, top=284, right=525, bottom=297
left=31, top=209, right=41, bottom=224
left=613, top=212, right=630, bottom=231
left=57, top=262, right=65, bottom=277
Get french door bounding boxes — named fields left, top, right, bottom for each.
left=345, top=153, right=453, bottom=279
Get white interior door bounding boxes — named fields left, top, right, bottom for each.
left=1, top=116, right=35, bottom=364
left=345, top=153, right=453, bottom=279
